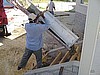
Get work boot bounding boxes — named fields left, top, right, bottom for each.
left=17, top=66, right=22, bottom=70
left=4, top=33, right=11, bottom=37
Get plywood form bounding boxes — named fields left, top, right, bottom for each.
left=70, top=46, right=80, bottom=61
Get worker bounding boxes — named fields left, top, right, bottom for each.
left=0, top=0, right=11, bottom=37
left=46, top=0, right=56, bottom=15
left=17, top=11, right=50, bottom=70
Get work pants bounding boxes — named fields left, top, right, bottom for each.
left=49, top=11, right=54, bottom=15
left=18, top=48, right=42, bottom=68
left=0, top=25, right=11, bottom=37
left=0, top=25, right=5, bottom=36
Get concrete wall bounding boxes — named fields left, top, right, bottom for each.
left=73, top=0, right=88, bottom=40
left=73, top=12, right=86, bottom=39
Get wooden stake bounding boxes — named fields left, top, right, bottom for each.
left=50, top=51, right=62, bottom=66
left=70, top=46, right=79, bottom=61
left=59, top=51, right=70, bottom=64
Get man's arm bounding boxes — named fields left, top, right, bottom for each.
left=34, top=10, right=47, bottom=23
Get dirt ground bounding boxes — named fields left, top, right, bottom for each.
left=0, top=12, right=75, bottom=75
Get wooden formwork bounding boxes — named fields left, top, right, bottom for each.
left=32, top=43, right=81, bottom=70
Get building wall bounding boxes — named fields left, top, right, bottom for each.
left=73, top=0, right=87, bottom=40
left=73, top=12, right=86, bottom=39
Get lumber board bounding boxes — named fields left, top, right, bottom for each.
left=32, top=47, right=65, bottom=69
left=59, top=51, right=70, bottom=64
left=42, top=52, right=49, bottom=63
left=70, top=46, right=79, bottom=61
left=77, top=52, right=81, bottom=61
left=70, top=53, right=77, bottom=61
left=42, top=47, right=65, bottom=62
left=6, top=27, right=26, bottom=40
left=50, top=51, right=62, bottom=66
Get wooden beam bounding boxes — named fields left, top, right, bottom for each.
left=42, top=46, right=65, bottom=62
left=50, top=51, right=62, bottom=66
left=59, top=51, right=70, bottom=64
left=70, top=46, right=79, bottom=61
left=33, top=47, right=65, bottom=69
left=77, top=52, right=81, bottom=61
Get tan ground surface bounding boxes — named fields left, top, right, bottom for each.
left=0, top=12, right=75, bottom=75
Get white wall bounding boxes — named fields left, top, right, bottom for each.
left=75, top=0, right=87, bottom=15
left=78, top=0, right=100, bottom=75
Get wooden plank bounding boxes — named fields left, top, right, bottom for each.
left=70, top=53, right=77, bottom=61
left=42, top=51, right=49, bottom=63
left=32, top=47, right=65, bottom=69
left=73, top=42, right=82, bottom=61
left=42, top=46, right=65, bottom=62
left=77, top=52, right=81, bottom=61
left=59, top=51, right=70, bottom=64
left=70, top=46, right=79, bottom=61
left=6, top=27, right=26, bottom=40
left=50, top=51, right=62, bottom=66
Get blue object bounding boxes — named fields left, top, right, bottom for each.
left=25, top=23, right=50, bottom=51
left=3, top=0, right=13, bottom=7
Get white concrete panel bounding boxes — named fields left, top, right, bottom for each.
left=44, top=11, right=79, bottom=47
